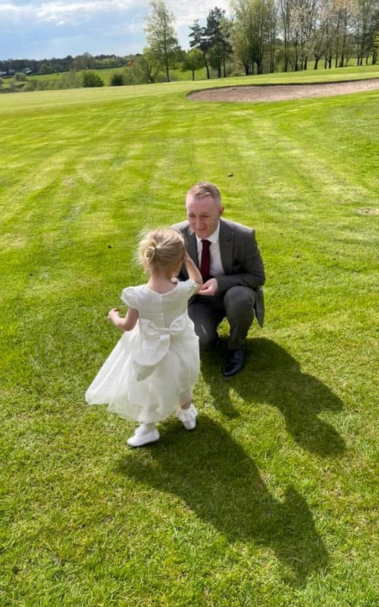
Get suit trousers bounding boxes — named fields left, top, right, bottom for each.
left=188, top=286, right=256, bottom=350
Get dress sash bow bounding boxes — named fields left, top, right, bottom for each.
left=133, top=314, right=188, bottom=381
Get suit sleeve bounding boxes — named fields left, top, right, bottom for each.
left=216, top=229, right=265, bottom=294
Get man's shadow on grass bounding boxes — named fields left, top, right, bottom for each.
left=201, top=337, right=345, bottom=457
left=117, top=417, right=328, bottom=586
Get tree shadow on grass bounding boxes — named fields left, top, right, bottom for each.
left=201, top=337, right=346, bottom=457
left=117, top=417, right=328, bottom=586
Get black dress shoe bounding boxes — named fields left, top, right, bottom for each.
left=222, top=347, right=245, bottom=378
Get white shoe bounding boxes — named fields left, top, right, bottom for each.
left=177, top=404, right=198, bottom=431
left=127, top=427, right=160, bottom=447
left=134, top=424, right=149, bottom=437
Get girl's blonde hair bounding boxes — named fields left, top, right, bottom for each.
left=139, top=229, right=185, bottom=270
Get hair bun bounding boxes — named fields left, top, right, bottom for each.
left=145, top=239, right=157, bottom=262
left=139, top=228, right=185, bottom=270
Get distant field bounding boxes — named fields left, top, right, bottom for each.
left=1, top=67, right=379, bottom=607
left=14, top=60, right=379, bottom=87
left=26, top=65, right=209, bottom=85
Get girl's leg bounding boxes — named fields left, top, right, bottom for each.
left=177, top=390, right=198, bottom=431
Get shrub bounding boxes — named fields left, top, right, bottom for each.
left=14, top=72, right=27, bottom=82
left=82, top=71, right=104, bottom=88
left=110, top=73, right=125, bottom=86
left=35, top=80, right=52, bottom=91
left=22, top=81, right=38, bottom=92
left=55, top=71, right=81, bottom=89
left=123, top=70, right=135, bottom=85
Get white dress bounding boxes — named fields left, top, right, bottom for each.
left=85, top=279, right=200, bottom=423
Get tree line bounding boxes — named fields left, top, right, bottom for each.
left=0, top=53, right=130, bottom=77
left=144, top=0, right=379, bottom=82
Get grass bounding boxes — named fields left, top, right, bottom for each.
left=2, top=63, right=379, bottom=115
left=1, top=66, right=379, bottom=606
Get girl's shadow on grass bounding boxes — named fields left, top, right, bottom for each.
left=202, top=338, right=346, bottom=457
left=117, top=417, right=328, bottom=586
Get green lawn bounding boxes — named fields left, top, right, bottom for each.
left=1, top=67, right=379, bottom=606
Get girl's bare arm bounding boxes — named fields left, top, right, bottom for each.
left=184, top=253, right=203, bottom=288
left=108, top=308, right=138, bottom=331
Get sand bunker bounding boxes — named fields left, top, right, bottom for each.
left=187, top=78, right=379, bottom=103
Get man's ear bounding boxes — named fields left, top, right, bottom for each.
left=219, top=206, right=225, bottom=217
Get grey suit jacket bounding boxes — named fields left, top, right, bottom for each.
left=172, top=218, right=265, bottom=327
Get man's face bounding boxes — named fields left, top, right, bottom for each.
left=186, top=194, right=224, bottom=239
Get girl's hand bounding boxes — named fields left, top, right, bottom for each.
left=199, top=278, right=218, bottom=296
left=183, top=251, right=203, bottom=288
left=108, top=307, right=138, bottom=331
left=108, top=308, right=120, bottom=324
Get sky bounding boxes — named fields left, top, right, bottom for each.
left=1, top=0, right=230, bottom=61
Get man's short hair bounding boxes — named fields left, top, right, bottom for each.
left=187, top=182, right=222, bottom=207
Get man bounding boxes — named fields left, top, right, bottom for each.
left=173, top=182, right=265, bottom=377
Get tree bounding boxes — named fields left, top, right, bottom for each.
left=72, top=52, right=95, bottom=71
left=232, top=0, right=276, bottom=75
left=290, top=0, right=319, bottom=71
left=126, top=51, right=159, bottom=84
left=189, top=19, right=212, bottom=79
left=110, top=73, right=125, bottom=86
left=340, top=0, right=356, bottom=66
left=14, top=72, right=27, bottom=81
left=367, top=8, right=379, bottom=62
left=145, top=0, right=179, bottom=82
left=309, top=0, right=334, bottom=70
left=39, top=62, right=54, bottom=74
left=266, top=0, right=278, bottom=72
left=82, top=71, right=104, bottom=87
left=373, top=26, right=379, bottom=62
left=232, top=0, right=255, bottom=74
left=181, top=48, right=204, bottom=80
left=322, top=2, right=342, bottom=69
left=206, top=7, right=233, bottom=77
left=355, top=0, right=379, bottom=65
left=278, top=0, right=292, bottom=71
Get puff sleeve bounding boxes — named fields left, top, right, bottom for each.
left=184, top=279, right=200, bottom=300
left=121, top=287, right=137, bottom=309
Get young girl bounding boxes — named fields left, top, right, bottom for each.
left=85, top=228, right=203, bottom=447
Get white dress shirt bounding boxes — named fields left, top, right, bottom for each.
left=196, top=223, right=225, bottom=277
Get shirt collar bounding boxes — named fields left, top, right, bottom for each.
left=195, top=222, right=220, bottom=245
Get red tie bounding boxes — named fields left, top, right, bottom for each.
left=200, top=239, right=211, bottom=281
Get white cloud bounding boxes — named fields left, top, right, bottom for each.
left=37, top=1, right=141, bottom=24
left=169, top=0, right=231, bottom=27
left=0, top=0, right=233, bottom=59
left=0, top=0, right=231, bottom=26
left=0, top=0, right=143, bottom=25
left=0, top=2, right=22, bottom=17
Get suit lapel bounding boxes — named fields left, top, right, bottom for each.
left=219, top=220, right=233, bottom=275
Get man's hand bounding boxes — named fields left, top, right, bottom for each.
left=199, top=278, right=218, bottom=296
